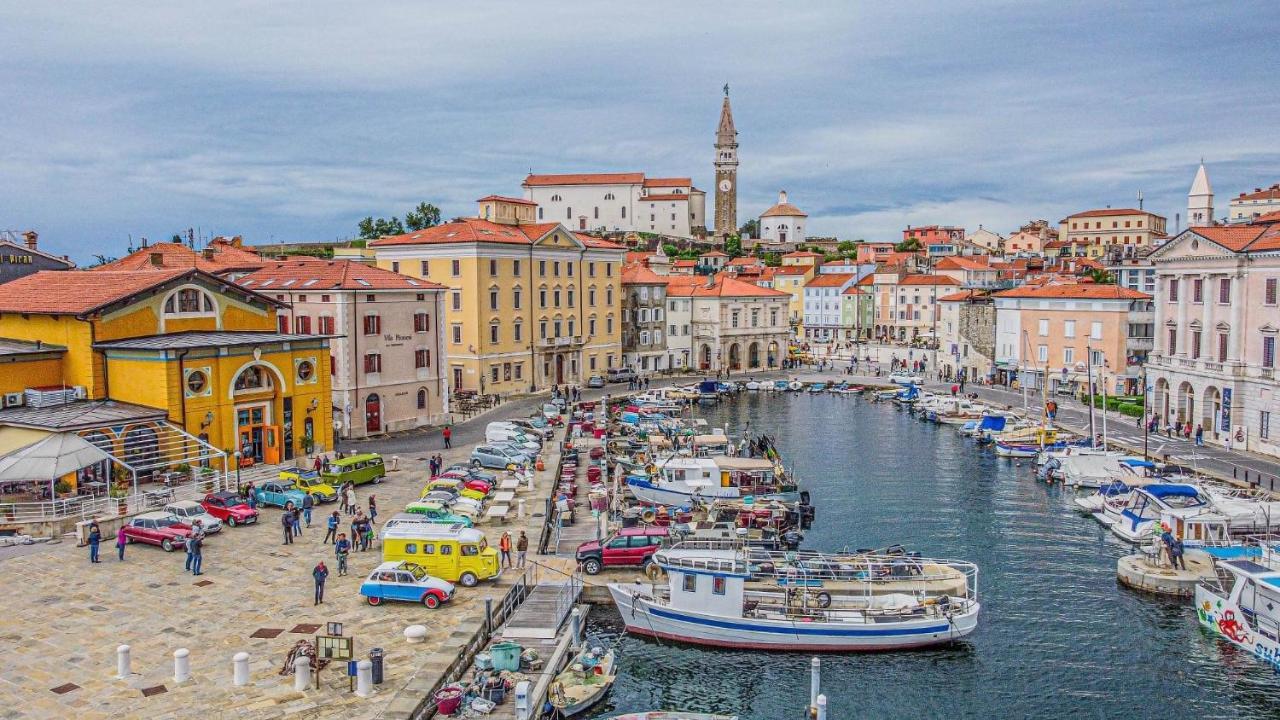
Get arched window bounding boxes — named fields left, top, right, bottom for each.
left=621, top=206, right=626, bottom=219
left=417, top=388, right=428, bottom=410
left=567, top=207, right=572, bottom=219
left=551, top=194, right=562, bottom=202
left=233, top=365, right=273, bottom=393
left=604, top=192, right=615, bottom=201
left=164, top=287, right=215, bottom=315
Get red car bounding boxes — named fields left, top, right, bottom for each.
left=201, top=491, right=260, bottom=527
left=438, top=471, right=494, bottom=496
left=122, top=511, right=193, bottom=551
left=575, top=527, right=669, bottom=575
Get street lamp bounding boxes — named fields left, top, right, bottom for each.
left=233, top=450, right=242, bottom=490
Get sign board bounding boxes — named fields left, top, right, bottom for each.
left=1221, top=388, right=1232, bottom=432
left=316, top=635, right=354, bottom=661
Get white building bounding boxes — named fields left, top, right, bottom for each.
left=1229, top=184, right=1280, bottom=225
left=1188, top=161, right=1215, bottom=228
left=802, top=273, right=857, bottom=341
left=665, top=291, right=693, bottom=370
left=668, top=275, right=790, bottom=372
left=966, top=226, right=1004, bottom=254
left=522, top=173, right=706, bottom=238
left=758, top=191, right=807, bottom=246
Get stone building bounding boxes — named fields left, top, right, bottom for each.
left=713, top=88, right=739, bottom=238
left=939, top=291, right=996, bottom=382
left=621, top=262, right=668, bottom=373
left=667, top=274, right=789, bottom=372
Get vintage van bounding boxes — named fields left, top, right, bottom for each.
left=380, top=524, right=501, bottom=587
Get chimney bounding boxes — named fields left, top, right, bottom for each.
left=21, top=231, right=38, bottom=250
left=202, top=248, right=215, bottom=260
left=149, top=252, right=164, bottom=266
left=704, top=273, right=715, bottom=289
left=778, top=190, right=788, bottom=205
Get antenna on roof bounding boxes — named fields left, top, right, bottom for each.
left=1137, top=190, right=1143, bottom=210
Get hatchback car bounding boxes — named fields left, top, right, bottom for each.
left=201, top=492, right=259, bottom=526
left=506, top=418, right=555, bottom=440
left=164, top=500, right=223, bottom=533
left=279, top=469, right=338, bottom=503
left=587, top=375, right=606, bottom=388
left=253, top=480, right=309, bottom=509
left=471, top=445, right=526, bottom=470
left=359, top=561, right=455, bottom=609
left=442, top=465, right=498, bottom=483
left=122, top=511, right=194, bottom=552
left=576, top=526, right=669, bottom=574
left=402, top=501, right=474, bottom=527
left=888, top=373, right=924, bottom=385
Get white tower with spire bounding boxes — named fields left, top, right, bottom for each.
left=1188, top=160, right=1214, bottom=227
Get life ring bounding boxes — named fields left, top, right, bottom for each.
left=645, top=563, right=666, bottom=582
left=641, top=509, right=657, bottom=524
left=814, top=591, right=832, bottom=609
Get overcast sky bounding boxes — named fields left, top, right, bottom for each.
left=4, top=1, right=1279, bottom=262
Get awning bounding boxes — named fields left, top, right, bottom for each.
left=0, top=433, right=114, bottom=482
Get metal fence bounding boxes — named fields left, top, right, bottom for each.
left=0, top=470, right=230, bottom=524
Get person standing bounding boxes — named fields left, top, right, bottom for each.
left=499, top=531, right=512, bottom=568
left=442, top=425, right=452, bottom=449
left=87, top=522, right=102, bottom=563
left=302, top=493, right=314, bottom=528
left=367, top=495, right=378, bottom=524
left=516, top=531, right=528, bottom=568
left=116, top=525, right=127, bottom=561
left=312, top=561, right=329, bottom=605
left=335, top=533, right=350, bottom=576
left=323, top=511, right=339, bottom=544
left=246, top=482, right=258, bottom=511
left=189, top=530, right=204, bottom=575
left=1195, top=424, right=1204, bottom=447
left=344, top=485, right=357, bottom=516
left=184, top=528, right=195, bottom=571
left=292, top=505, right=303, bottom=536
left=281, top=508, right=294, bottom=545
left=313, top=455, right=322, bottom=473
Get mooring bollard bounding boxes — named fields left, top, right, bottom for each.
left=403, top=625, right=427, bottom=644
left=517, top=498, right=526, bottom=518
left=810, top=657, right=820, bottom=708
left=816, top=694, right=828, bottom=720
left=570, top=607, right=581, bottom=643
left=293, top=655, right=311, bottom=691
left=173, top=648, right=191, bottom=683
left=232, top=652, right=250, bottom=686
left=116, top=644, right=131, bottom=679
left=355, top=659, right=373, bottom=697
left=524, top=467, right=534, bottom=491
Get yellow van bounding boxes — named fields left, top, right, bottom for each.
left=380, top=524, right=501, bottom=587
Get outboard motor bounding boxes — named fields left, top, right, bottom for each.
left=782, top=530, right=803, bottom=551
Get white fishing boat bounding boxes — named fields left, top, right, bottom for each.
left=1110, top=484, right=1215, bottom=543
left=788, top=380, right=804, bottom=392
left=627, top=457, right=800, bottom=505
left=548, top=645, right=617, bottom=717
left=608, top=544, right=980, bottom=652
left=745, top=381, right=761, bottom=391
left=1050, top=451, right=1126, bottom=488
left=1196, top=558, right=1280, bottom=671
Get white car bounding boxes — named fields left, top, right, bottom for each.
left=164, top=500, right=223, bottom=533
left=888, top=373, right=924, bottom=386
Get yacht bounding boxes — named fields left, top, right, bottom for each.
left=626, top=456, right=800, bottom=506
left=1195, top=559, right=1280, bottom=671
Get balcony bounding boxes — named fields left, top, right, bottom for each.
left=537, top=336, right=583, bottom=350
left=1203, top=361, right=1223, bottom=372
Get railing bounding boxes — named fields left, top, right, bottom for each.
left=1178, top=358, right=1198, bottom=368
left=537, top=336, right=583, bottom=349
left=1203, top=361, right=1223, bottom=371
left=0, top=472, right=229, bottom=523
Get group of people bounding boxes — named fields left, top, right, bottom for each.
left=1146, top=415, right=1206, bottom=446
left=496, top=530, right=529, bottom=569
left=626, top=376, right=651, bottom=391
left=427, top=454, right=447, bottom=477
left=85, top=521, right=128, bottom=563
left=552, top=384, right=582, bottom=402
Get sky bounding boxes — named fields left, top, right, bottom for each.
left=3, top=1, right=1279, bottom=263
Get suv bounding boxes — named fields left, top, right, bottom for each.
left=575, top=527, right=669, bottom=574
left=606, top=367, right=637, bottom=384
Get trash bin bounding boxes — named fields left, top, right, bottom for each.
left=369, top=647, right=384, bottom=685
left=490, top=641, right=523, bottom=672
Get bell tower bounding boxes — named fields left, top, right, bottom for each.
left=714, top=85, right=738, bottom=239
left=1187, top=160, right=1214, bottom=227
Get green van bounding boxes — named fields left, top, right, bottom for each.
left=321, top=453, right=386, bottom=486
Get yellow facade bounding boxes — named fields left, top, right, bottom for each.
left=372, top=214, right=626, bottom=394
left=772, top=266, right=815, bottom=330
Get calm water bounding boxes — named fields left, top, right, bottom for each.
left=585, top=393, right=1280, bottom=719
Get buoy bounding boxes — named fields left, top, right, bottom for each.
left=536, top=457, right=545, bottom=472
left=641, top=509, right=657, bottom=524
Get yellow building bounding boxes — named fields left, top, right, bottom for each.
left=0, top=267, right=334, bottom=473
left=1058, top=208, right=1168, bottom=259
left=772, top=264, right=815, bottom=332
left=369, top=196, right=626, bottom=394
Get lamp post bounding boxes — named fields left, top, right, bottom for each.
left=1142, top=365, right=1150, bottom=461
left=233, top=450, right=242, bottom=490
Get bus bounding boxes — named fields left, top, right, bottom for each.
left=321, top=453, right=386, bottom=486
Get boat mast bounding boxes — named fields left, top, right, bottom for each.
left=1100, top=366, right=1109, bottom=450
left=1086, top=345, right=1096, bottom=448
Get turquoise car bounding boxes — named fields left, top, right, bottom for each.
left=253, top=480, right=308, bottom=509
left=401, top=502, right=474, bottom=527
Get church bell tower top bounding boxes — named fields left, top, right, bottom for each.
left=717, top=89, right=737, bottom=145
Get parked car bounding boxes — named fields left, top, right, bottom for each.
left=279, top=469, right=338, bottom=502
left=586, top=375, right=606, bottom=389
left=359, top=561, right=456, bottom=608
left=541, top=403, right=564, bottom=425
left=607, top=367, right=638, bottom=384
left=575, top=527, right=669, bottom=574
left=505, top=418, right=554, bottom=440
left=163, top=500, right=223, bottom=533
left=319, top=453, right=386, bottom=486
left=201, top=491, right=259, bottom=527
left=470, top=445, right=527, bottom=470
left=888, top=373, right=924, bottom=385
left=401, top=502, right=474, bottom=527
left=122, top=511, right=194, bottom=552
left=438, top=470, right=495, bottom=491
left=420, top=490, right=483, bottom=517
left=442, top=464, right=498, bottom=483
left=426, top=478, right=488, bottom=502
left=253, top=480, right=309, bottom=509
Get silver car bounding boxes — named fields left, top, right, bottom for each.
left=164, top=500, right=223, bottom=533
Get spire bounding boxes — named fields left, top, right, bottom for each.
left=717, top=89, right=736, bottom=143
left=1189, top=161, right=1212, bottom=197
left=1187, top=160, right=1214, bottom=227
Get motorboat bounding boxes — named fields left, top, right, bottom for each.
left=1045, top=451, right=1126, bottom=488
left=808, top=382, right=827, bottom=393
left=1195, top=558, right=1280, bottom=671
left=745, top=381, right=761, bottom=391
left=774, top=380, right=790, bottom=392
left=993, top=427, right=1082, bottom=458
left=548, top=645, right=617, bottom=717
left=609, top=544, right=980, bottom=651
left=787, top=380, right=804, bottom=392
left=1110, top=484, right=1214, bottom=543
left=930, top=399, right=989, bottom=425
left=607, top=715, right=738, bottom=720
left=626, top=456, right=801, bottom=506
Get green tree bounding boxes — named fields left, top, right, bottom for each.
left=662, top=243, right=679, bottom=258
left=761, top=252, right=782, bottom=267
left=724, top=234, right=743, bottom=258
left=89, top=254, right=118, bottom=267
left=895, top=237, right=921, bottom=252
left=404, top=202, right=442, bottom=231
left=738, top=219, right=759, bottom=238
left=837, top=240, right=858, bottom=255
left=1086, top=268, right=1115, bottom=284
left=358, top=216, right=406, bottom=240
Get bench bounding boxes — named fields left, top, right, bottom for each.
left=492, top=491, right=515, bottom=504
left=499, top=478, right=521, bottom=491
left=483, top=505, right=511, bottom=523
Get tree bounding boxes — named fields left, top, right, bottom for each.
left=358, top=216, right=406, bottom=240
left=89, top=254, right=118, bottom=267
left=837, top=240, right=858, bottom=255
left=662, top=243, right=679, bottom=258
left=724, top=234, right=743, bottom=258
left=895, top=237, right=921, bottom=252
left=761, top=252, right=782, bottom=267
left=404, top=202, right=442, bottom=231
left=738, top=219, right=759, bottom=238
left=1086, top=268, right=1115, bottom=284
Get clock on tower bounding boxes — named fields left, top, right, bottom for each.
left=713, top=87, right=738, bottom=238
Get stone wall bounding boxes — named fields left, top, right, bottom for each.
left=958, top=302, right=997, bottom=375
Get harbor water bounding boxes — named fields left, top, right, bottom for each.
left=585, top=392, right=1280, bottom=719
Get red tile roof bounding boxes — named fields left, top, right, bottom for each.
left=782, top=251, right=822, bottom=258
left=0, top=268, right=279, bottom=315
left=805, top=273, right=855, bottom=288
left=625, top=251, right=655, bottom=265
left=1062, top=208, right=1151, bottom=219
left=621, top=263, right=665, bottom=284
left=773, top=266, right=811, bottom=276
left=761, top=202, right=807, bottom=218
left=934, top=256, right=993, bottom=271
left=672, top=259, right=697, bottom=267
left=841, top=286, right=865, bottom=296
left=523, top=173, right=644, bottom=187
left=238, top=259, right=446, bottom=292
left=939, top=290, right=986, bottom=302
left=665, top=274, right=789, bottom=298
left=700, top=250, right=728, bottom=257
left=899, top=274, right=960, bottom=286
left=855, top=275, right=874, bottom=286
left=476, top=194, right=536, bottom=206
left=994, top=282, right=1150, bottom=300
left=94, top=241, right=266, bottom=274
left=368, top=218, right=624, bottom=250
left=1234, top=184, right=1280, bottom=201
left=1253, top=210, right=1280, bottom=224
left=1188, top=225, right=1273, bottom=252
left=642, top=193, right=689, bottom=202
left=727, top=256, right=761, bottom=266
left=643, top=177, right=691, bottom=188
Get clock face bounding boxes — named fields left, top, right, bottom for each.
left=718, top=179, right=732, bottom=192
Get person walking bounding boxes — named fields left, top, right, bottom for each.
left=116, top=525, right=127, bottom=561
left=87, top=522, right=102, bottom=563
left=246, top=482, right=258, bottom=511
left=323, top=511, right=339, bottom=544
left=291, top=505, right=303, bottom=536
left=189, top=531, right=204, bottom=575
left=335, top=533, right=350, bottom=576
left=313, top=561, right=329, bottom=605
left=359, top=516, right=373, bottom=552
left=367, top=495, right=378, bottom=524
left=281, top=507, right=295, bottom=545
left=344, top=485, right=357, bottom=516
left=1195, top=424, right=1204, bottom=447
left=184, top=528, right=195, bottom=571
left=302, top=492, right=314, bottom=528
left=499, top=531, right=513, bottom=569
left=313, top=455, right=322, bottom=473
left=442, top=425, right=452, bottom=449
left=516, top=531, right=528, bottom=569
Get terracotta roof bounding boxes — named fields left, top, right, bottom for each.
left=994, top=283, right=1150, bottom=300
left=1252, top=210, right=1280, bottom=224
left=643, top=177, right=691, bottom=188
left=476, top=194, right=536, bottom=206
left=700, top=251, right=728, bottom=257
left=94, top=241, right=266, bottom=274
left=855, top=275, right=874, bottom=286
left=773, top=266, right=811, bottom=276
left=761, top=202, right=807, bottom=218
left=899, top=274, right=960, bottom=286
left=1234, top=184, right=1280, bottom=201
left=238, top=259, right=446, bottom=292
left=523, top=173, right=644, bottom=187
left=841, top=286, right=865, bottom=296
left=1062, top=208, right=1153, bottom=220
left=0, top=268, right=278, bottom=315
left=782, top=251, right=822, bottom=258
left=939, top=290, right=986, bottom=302
left=805, top=273, right=855, bottom=288
left=621, top=262, right=665, bottom=285
left=625, top=251, right=655, bottom=264
left=934, top=256, right=993, bottom=271
left=368, top=218, right=624, bottom=250
left=665, top=274, right=789, bottom=298
left=1188, top=225, right=1271, bottom=252
left=672, top=260, right=697, bottom=267
left=727, top=256, right=761, bottom=266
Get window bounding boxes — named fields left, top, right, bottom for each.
left=731, top=311, right=739, bottom=328
left=606, top=263, right=613, bottom=277
left=414, top=312, right=431, bottom=332
left=606, top=287, right=614, bottom=306
left=319, top=316, right=335, bottom=335
left=513, top=321, right=522, bottom=342
left=489, top=289, right=499, bottom=311
left=539, top=260, right=547, bottom=276
left=553, top=261, right=561, bottom=277
left=1063, top=320, right=1075, bottom=338
left=1037, top=345, right=1048, bottom=362
left=417, top=388, right=427, bottom=410
left=1264, top=336, right=1276, bottom=369
left=451, top=324, right=462, bottom=343
left=606, top=315, right=614, bottom=334
left=391, top=261, right=400, bottom=273
left=513, top=288, right=522, bottom=309
left=164, top=288, right=215, bottom=315
left=491, top=365, right=500, bottom=382
left=1267, top=279, right=1277, bottom=305
left=1168, top=328, right=1177, bottom=354
left=186, top=370, right=208, bottom=395
left=489, top=259, right=498, bottom=276
left=415, top=349, right=431, bottom=368
left=553, top=289, right=561, bottom=306
left=567, top=207, right=572, bottom=219
left=589, top=317, right=596, bottom=336
left=420, top=260, right=429, bottom=276
left=514, top=363, right=523, bottom=380
left=363, top=315, right=381, bottom=335
left=1219, top=332, right=1228, bottom=362
left=682, top=574, right=697, bottom=592
left=1219, top=278, right=1232, bottom=304
left=1193, top=278, right=1203, bottom=303
left=1090, top=321, right=1103, bottom=340
left=503, top=363, right=512, bottom=381
left=589, top=262, right=596, bottom=277
left=1038, top=319, right=1049, bottom=336
left=451, top=259, right=461, bottom=277
left=640, top=330, right=650, bottom=345
left=567, top=289, right=575, bottom=306
left=363, top=353, right=382, bottom=373
left=451, top=291, right=461, bottom=311
left=1168, top=278, right=1179, bottom=302
left=295, top=315, right=312, bottom=334
left=1090, top=349, right=1104, bottom=366
left=621, top=206, right=626, bottom=218
left=490, top=323, right=499, bottom=344
left=594, top=206, right=598, bottom=219
left=588, top=286, right=596, bottom=305
left=539, top=320, right=548, bottom=339
left=1191, top=331, right=1201, bottom=359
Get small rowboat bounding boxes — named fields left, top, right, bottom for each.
left=549, top=646, right=617, bottom=717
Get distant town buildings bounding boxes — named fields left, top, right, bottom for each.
left=1229, top=184, right=1280, bottom=225
left=0, top=231, right=74, bottom=284
left=521, top=173, right=705, bottom=238
left=1057, top=208, right=1168, bottom=259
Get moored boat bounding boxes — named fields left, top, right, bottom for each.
left=549, top=645, right=617, bottom=717
left=1196, top=559, right=1280, bottom=671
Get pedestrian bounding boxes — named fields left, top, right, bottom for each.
left=313, top=455, right=322, bottom=473
left=360, top=516, right=373, bottom=552
left=246, top=482, right=258, bottom=510
left=1162, top=525, right=1186, bottom=570
left=87, top=521, right=102, bottom=563
left=116, top=525, right=127, bottom=561
left=443, top=425, right=452, bottom=449
left=282, top=506, right=295, bottom=545
left=291, top=505, right=303, bottom=536
left=516, top=531, right=528, bottom=568
left=351, top=513, right=364, bottom=551
left=189, top=531, right=204, bottom=575
left=499, top=531, right=513, bottom=568
left=323, top=510, right=339, bottom=544
left=344, top=485, right=356, bottom=515
left=950, top=384, right=958, bottom=397
left=335, top=533, right=350, bottom=575
left=313, top=561, right=329, bottom=605
left=302, top=492, right=314, bottom=528
left=368, top=495, right=378, bottom=524
left=184, top=528, right=195, bottom=571
left=1195, top=424, right=1204, bottom=446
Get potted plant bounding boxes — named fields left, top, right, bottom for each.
left=53, top=479, right=72, bottom=498
left=108, top=485, right=128, bottom=515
